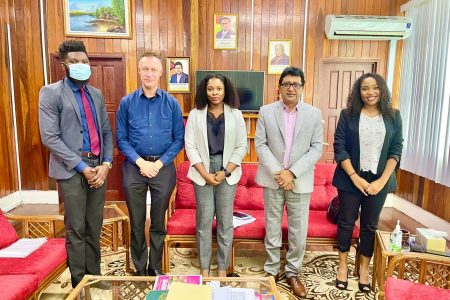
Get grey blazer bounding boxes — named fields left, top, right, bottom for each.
left=185, top=104, right=248, bottom=186
left=39, top=79, right=114, bottom=180
left=255, top=101, right=323, bottom=194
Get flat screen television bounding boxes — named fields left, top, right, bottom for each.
left=196, top=70, right=265, bottom=112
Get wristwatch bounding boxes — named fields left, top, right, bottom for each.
left=221, top=166, right=232, bottom=177
left=102, top=162, right=113, bottom=169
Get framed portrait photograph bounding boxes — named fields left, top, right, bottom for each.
left=167, top=57, right=190, bottom=93
left=267, top=40, right=292, bottom=74
left=64, top=0, right=132, bottom=38
left=213, top=14, right=238, bottom=50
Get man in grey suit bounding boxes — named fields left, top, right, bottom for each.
left=39, top=40, right=113, bottom=288
left=255, top=66, right=323, bottom=298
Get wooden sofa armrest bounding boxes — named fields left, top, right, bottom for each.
left=386, top=252, right=450, bottom=288
left=4, top=213, right=64, bottom=238
left=165, top=187, right=178, bottom=224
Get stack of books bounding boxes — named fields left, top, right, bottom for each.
left=146, top=275, right=210, bottom=300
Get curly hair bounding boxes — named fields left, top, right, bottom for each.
left=195, top=74, right=240, bottom=109
left=58, top=40, right=87, bottom=61
left=347, top=73, right=394, bottom=118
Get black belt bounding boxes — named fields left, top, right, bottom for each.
left=143, top=155, right=160, bottom=162
left=81, top=151, right=99, bottom=159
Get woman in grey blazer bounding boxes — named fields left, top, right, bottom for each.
left=332, top=73, right=403, bottom=293
left=185, top=74, right=247, bottom=277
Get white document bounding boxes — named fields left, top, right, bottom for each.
left=0, top=238, right=47, bottom=258
left=232, top=212, right=256, bottom=229
left=213, top=287, right=255, bottom=300
left=232, top=216, right=256, bottom=228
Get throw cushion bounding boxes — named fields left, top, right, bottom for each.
left=310, top=164, right=337, bottom=211
left=0, top=210, right=19, bottom=249
left=175, top=162, right=197, bottom=209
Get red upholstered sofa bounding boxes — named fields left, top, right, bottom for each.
left=162, top=162, right=360, bottom=273
left=385, top=253, right=450, bottom=300
left=0, top=210, right=67, bottom=300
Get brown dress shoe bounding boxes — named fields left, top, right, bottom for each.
left=287, top=276, right=307, bottom=298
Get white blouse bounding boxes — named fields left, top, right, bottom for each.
left=359, top=113, right=386, bottom=174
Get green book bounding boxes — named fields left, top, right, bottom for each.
left=145, top=290, right=168, bottom=300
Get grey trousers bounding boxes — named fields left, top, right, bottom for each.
left=263, top=187, right=310, bottom=278
left=57, top=157, right=105, bottom=288
left=193, top=155, right=237, bottom=271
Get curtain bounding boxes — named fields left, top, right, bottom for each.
left=398, top=0, right=450, bottom=187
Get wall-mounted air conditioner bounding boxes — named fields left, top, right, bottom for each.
left=325, top=15, right=412, bottom=40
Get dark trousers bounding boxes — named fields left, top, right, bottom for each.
left=122, top=160, right=176, bottom=272
left=337, top=179, right=387, bottom=257
left=57, top=157, right=105, bottom=288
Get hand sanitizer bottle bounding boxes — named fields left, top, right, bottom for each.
left=391, top=220, right=402, bottom=253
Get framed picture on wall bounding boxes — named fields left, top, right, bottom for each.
left=63, top=0, right=132, bottom=38
left=213, top=14, right=238, bottom=50
left=167, top=57, right=191, bottom=93
left=267, top=40, right=292, bottom=74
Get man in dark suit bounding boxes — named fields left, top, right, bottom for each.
left=215, top=16, right=235, bottom=39
left=169, top=62, right=188, bottom=83
left=39, top=40, right=113, bottom=288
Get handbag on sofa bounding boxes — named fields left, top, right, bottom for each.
left=326, top=196, right=340, bottom=224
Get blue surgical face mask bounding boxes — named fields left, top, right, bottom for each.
left=68, top=63, right=91, bottom=81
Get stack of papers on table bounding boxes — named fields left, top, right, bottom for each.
left=166, top=282, right=212, bottom=300
left=213, top=287, right=255, bottom=300
left=233, top=211, right=256, bottom=228
left=0, top=238, right=47, bottom=258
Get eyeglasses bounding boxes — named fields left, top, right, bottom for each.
left=280, top=82, right=303, bottom=89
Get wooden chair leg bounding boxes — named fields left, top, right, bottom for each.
left=227, top=244, right=236, bottom=274
left=354, top=244, right=360, bottom=277
left=162, top=239, right=169, bottom=273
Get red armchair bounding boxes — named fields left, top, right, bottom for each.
left=385, top=253, right=450, bottom=300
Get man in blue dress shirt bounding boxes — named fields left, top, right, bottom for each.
left=116, top=52, right=184, bottom=276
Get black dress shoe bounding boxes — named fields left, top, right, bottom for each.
left=226, top=273, right=240, bottom=277
left=147, top=268, right=165, bottom=276
left=134, top=270, right=146, bottom=276
left=335, top=276, right=348, bottom=290
left=358, top=282, right=371, bottom=293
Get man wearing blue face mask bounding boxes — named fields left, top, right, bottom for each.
left=38, top=40, right=113, bottom=288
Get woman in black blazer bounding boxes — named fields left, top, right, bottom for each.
left=332, top=73, right=403, bottom=293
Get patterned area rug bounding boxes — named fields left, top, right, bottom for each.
left=41, top=249, right=378, bottom=299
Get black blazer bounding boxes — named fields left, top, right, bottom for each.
left=332, top=108, right=403, bottom=194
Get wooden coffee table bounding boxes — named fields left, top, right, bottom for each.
left=66, top=275, right=281, bottom=300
